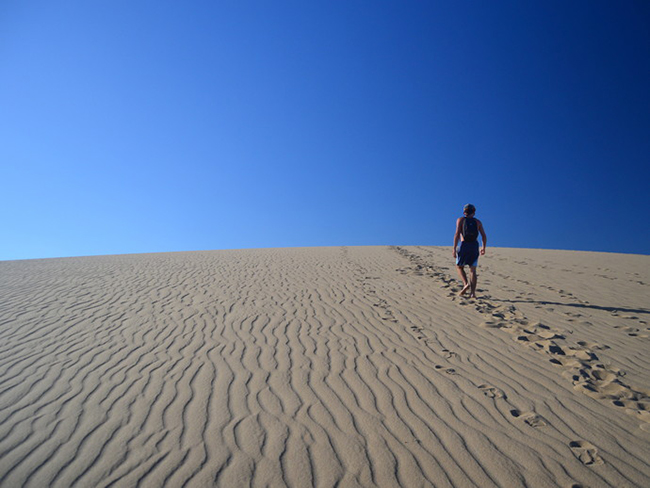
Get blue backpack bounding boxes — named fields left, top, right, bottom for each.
left=463, top=217, right=479, bottom=242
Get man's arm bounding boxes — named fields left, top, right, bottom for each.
left=478, top=219, right=487, bottom=255
left=453, top=217, right=463, bottom=257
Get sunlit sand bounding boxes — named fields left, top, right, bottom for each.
left=1, top=246, right=648, bottom=487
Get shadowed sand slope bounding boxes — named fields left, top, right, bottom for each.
left=0, top=246, right=649, bottom=487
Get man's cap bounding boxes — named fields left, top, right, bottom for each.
left=463, top=204, right=476, bottom=213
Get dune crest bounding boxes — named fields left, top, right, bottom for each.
left=1, top=246, right=649, bottom=487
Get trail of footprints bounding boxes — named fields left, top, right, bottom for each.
left=352, top=251, right=500, bottom=405
left=391, top=247, right=539, bottom=418
left=391, top=246, right=650, bottom=468
left=476, top=306, right=650, bottom=430
left=490, top=265, right=650, bottom=337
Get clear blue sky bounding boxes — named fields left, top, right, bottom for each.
left=2, top=1, right=649, bottom=260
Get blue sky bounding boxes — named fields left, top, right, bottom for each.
left=2, top=1, right=649, bottom=260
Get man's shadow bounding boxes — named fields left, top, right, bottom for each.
left=490, top=298, right=650, bottom=316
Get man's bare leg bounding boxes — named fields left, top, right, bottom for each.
left=456, top=266, right=470, bottom=296
left=469, top=266, right=478, bottom=298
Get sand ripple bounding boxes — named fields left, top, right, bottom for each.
left=1, top=247, right=649, bottom=487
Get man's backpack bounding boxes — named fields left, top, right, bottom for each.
left=462, top=217, right=479, bottom=242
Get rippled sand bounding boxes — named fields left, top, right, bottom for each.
left=1, top=246, right=649, bottom=487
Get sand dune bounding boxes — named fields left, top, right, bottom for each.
left=0, top=246, right=648, bottom=487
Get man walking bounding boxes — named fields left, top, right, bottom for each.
left=453, top=204, right=487, bottom=298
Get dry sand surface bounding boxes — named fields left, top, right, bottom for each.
left=0, top=245, right=649, bottom=487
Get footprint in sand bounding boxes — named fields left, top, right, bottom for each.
left=479, top=320, right=508, bottom=329
left=576, top=340, right=609, bottom=351
left=435, top=365, right=458, bottom=375
left=478, top=384, right=506, bottom=399
left=569, top=440, right=604, bottom=466
left=614, top=325, right=642, bottom=337
left=381, top=310, right=397, bottom=322
left=510, top=409, right=547, bottom=428
left=441, top=349, right=459, bottom=359
left=612, top=399, right=650, bottom=423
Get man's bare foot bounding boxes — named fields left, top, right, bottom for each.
left=458, top=284, right=470, bottom=296
left=469, top=293, right=477, bottom=299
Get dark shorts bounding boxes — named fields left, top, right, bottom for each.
left=456, top=240, right=479, bottom=267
